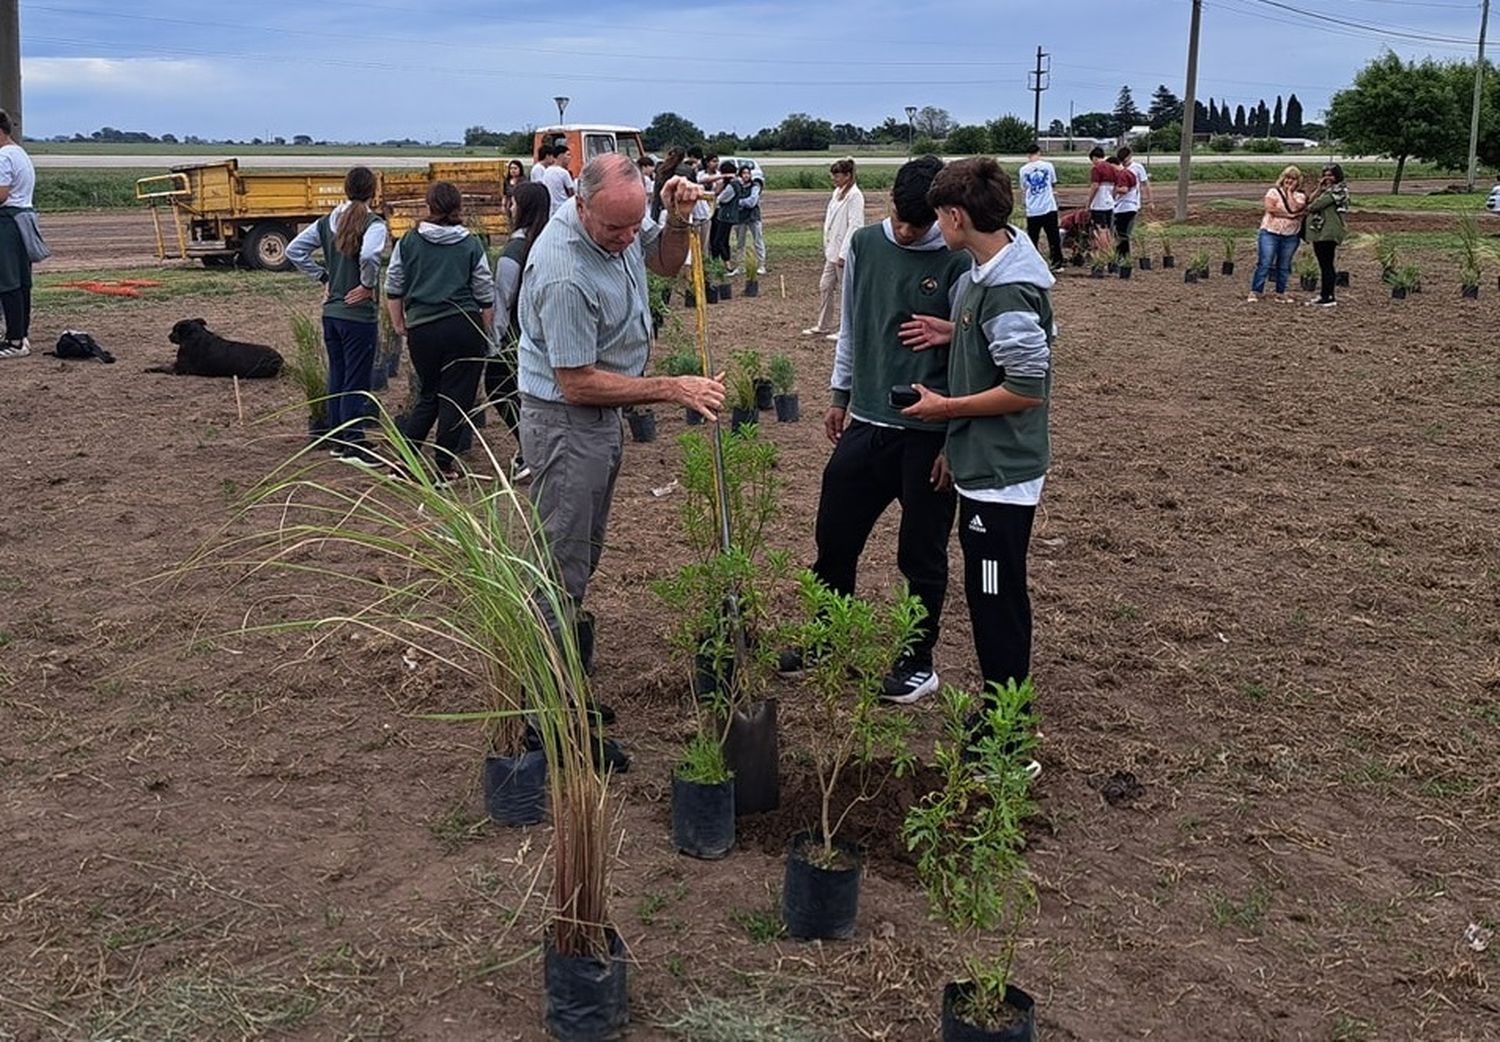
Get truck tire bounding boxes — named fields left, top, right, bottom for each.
left=242, top=222, right=294, bottom=272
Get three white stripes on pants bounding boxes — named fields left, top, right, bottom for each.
left=981, top=559, right=1000, bottom=596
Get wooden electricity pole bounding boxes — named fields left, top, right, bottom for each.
left=0, top=0, right=20, bottom=138
left=1466, top=0, right=1491, bottom=192
left=1176, top=0, right=1203, bottom=221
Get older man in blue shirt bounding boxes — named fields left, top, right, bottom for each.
left=519, top=152, right=724, bottom=770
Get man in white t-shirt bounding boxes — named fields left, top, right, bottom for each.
left=1017, top=142, right=1064, bottom=270
left=530, top=144, right=552, bottom=182
left=541, top=145, right=577, bottom=218
left=1111, top=145, right=1151, bottom=259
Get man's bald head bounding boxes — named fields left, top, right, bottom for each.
left=576, top=152, right=649, bottom=254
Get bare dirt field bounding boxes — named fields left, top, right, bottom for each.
left=1, top=227, right=1497, bottom=1042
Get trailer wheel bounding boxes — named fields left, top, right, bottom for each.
left=242, top=222, right=294, bottom=272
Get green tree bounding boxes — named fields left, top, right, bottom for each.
left=1327, top=52, right=1466, bottom=192
left=1233, top=104, right=1247, bottom=135
left=986, top=115, right=1035, bottom=154
left=1113, top=85, right=1144, bottom=133
left=1148, top=84, right=1183, bottom=129
left=1143, top=121, right=1182, bottom=152
left=914, top=105, right=956, bottom=138
left=1047, top=118, right=1066, bottom=136
left=643, top=111, right=705, bottom=151
left=1071, top=111, right=1115, bottom=138
left=775, top=112, right=835, bottom=151
left=1272, top=96, right=1284, bottom=136
left=946, top=124, right=991, bottom=154
left=1284, top=94, right=1304, bottom=137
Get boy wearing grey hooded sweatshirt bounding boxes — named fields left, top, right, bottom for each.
left=899, top=158, right=1055, bottom=708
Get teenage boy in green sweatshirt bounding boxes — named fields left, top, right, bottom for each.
left=899, top=157, right=1054, bottom=712
left=781, top=156, right=970, bottom=704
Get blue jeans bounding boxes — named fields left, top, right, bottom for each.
left=322, top=316, right=379, bottom=445
left=1252, top=229, right=1300, bottom=294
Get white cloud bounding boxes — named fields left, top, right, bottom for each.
left=21, top=57, right=225, bottom=97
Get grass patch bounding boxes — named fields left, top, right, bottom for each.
left=36, top=169, right=160, bottom=211
left=428, top=802, right=487, bottom=854
left=31, top=267, right=305, bottom=312
left=1208, top=883, right=1272, bottom=932
left=86, top=968, right=320, bottom=1040
left=762, top=226, right=825, bottom=259
left=1240, top=681, right=1269, bottom=703
left=661, top=995, right=821, bottom=1041
left=728, top=902, right=785, bottom=943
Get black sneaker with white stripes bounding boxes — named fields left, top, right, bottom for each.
left=880, top=658, right=939, bottom=704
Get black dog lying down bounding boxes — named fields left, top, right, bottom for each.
left=146, top=318, right=283, bottom=378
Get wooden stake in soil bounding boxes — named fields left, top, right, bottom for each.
left=232, top=375, right=244, bottom=425
left=779, top=274, right=786, bottom=300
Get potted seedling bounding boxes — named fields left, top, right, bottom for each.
left=905, top=679, right=1041, bottom=1042
left=1148, top=221, right=1175, bottom=269
left=733, top=348, right=774, bottom=411
left=728, top=355, right=760, bottom=433
left=1295, top=253, right=1319, bottom=292
left=287, top=312, right=330, bottom=443
left=1461, top=261, right=1482, bottom=300
left=1117, top=256, right=1133, bottom=280
left=1185, top=250, right=1210, bottom=284
left=681, top=274, right=698, bottom=309
left=769, top=354, right=799, bottom=422
left=1457, top=214, right=1490, bottom=299
left=624, top=405, right=658, bottom=443
left=1086, top=227, right=1114, bottom=279
left=1390, top=263, right=1420, bottom=300
left=648, top=272, right=672, bottom=339
left=1219, top=231, right=1239, bottom=276
left=706, top=257, right=729, bottom=302
left=664, top=426, right=787, bottom=816
left=743, top=254, right=761, bottom=298
left=659, top=339, right=706, bottom=425
left=782, top=573, right=922, bottom=940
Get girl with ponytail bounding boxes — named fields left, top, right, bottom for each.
left=286, top=165, right=389, bottom=465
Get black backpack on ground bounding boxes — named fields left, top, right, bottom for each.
left=52, top=330, right=116, bottom=364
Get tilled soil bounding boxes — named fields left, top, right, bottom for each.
left=0, top=242, right=1497, bottom=1042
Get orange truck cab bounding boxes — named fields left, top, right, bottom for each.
left=531, top=125, right=646, bottom=179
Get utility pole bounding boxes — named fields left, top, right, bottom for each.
left=0, top=0, right=20, bottom=139
left=1466, top=0, right=1491, bottom=192
left=1068, top=99, right=1074, bottom=153
left=1029, top=47, right=1050, bottom=142
left=1176, top=0, right=1203, bottom=221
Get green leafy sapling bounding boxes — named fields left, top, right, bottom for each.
left=904, top=677, right=1040, bottom=1030
left=768, top=354, right=796, bottom=397
left=793, top=572, right=923, bottom=867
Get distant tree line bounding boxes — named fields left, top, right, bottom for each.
left=42, top=127, right=437, bottom=147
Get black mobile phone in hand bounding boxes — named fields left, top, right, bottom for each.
left=889, top=384, right=920, bottom=409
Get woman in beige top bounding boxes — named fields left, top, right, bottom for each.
left=1247, top=166, right=1307, bottom=303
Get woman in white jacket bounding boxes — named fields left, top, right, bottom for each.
left=804, top=158, right=864, bottom=339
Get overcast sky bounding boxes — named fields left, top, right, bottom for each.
left=14, top=0, right=1490, bottom=141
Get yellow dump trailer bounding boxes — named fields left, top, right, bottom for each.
left=135, top=159, right=511, bottom=271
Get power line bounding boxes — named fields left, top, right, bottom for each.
left=1235, top=0, right=1478, bottom=44
left=1207, top=0, right=1480, bottom=52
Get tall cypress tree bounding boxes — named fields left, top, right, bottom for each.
left=1218, top=99, right=1233, bottom=133
left=1234, top=104, right=1247, bottom=135
left=1254, top=100, right=1270, bottom=136
left=1208, top=99, right=1219, bottom=132
left=1272, top=96, right=1284, bottom=136
left=1285, top=93, right=1304, bottom=136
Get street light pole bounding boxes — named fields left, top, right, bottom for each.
left=554, top=95, right=570, bottom=125
left=905, top=105, right=917, bottom=159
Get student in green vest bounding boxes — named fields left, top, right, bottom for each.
left=898, top=157, right=1055, bottom=724
left=285, top=166, right=388, bottom=465
left=779, top=156, right=970, bottom=704
left=383, top=181, right=495, bottom=482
